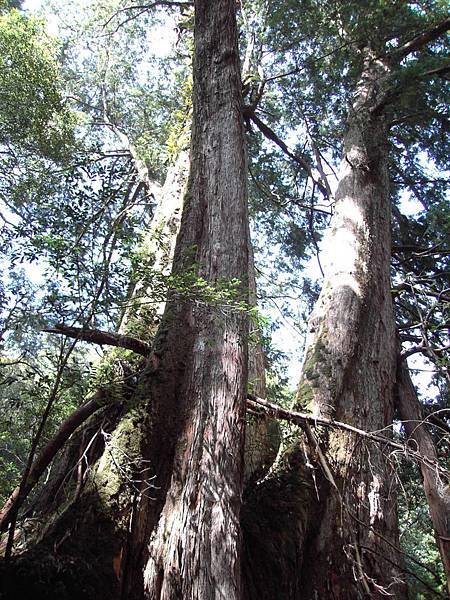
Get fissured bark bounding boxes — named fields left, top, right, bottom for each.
left=123, top=2, right=249, bottom=599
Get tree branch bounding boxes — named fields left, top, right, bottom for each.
left=2, top=386, right=447, bottom=540
left=401, top=342, right=450, bottom=361
left=0, top=391, right=109, bottom=533
left=370, top=18, right=450, bottom=115
left=246, top=394, right=449, bottom=477
left=418, top=64, right=450, bottom=80
left=246, top=112, right=330, bottom=199
left=248, top=165, right=332, bottom=214
left=99, top=119, right=161, bottom=202
left=43, top=325, right=151, bottom=356
left=103, top=2, right=193, bottom=33
left=390, top=17, right=450, bottom=61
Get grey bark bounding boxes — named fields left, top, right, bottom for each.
left=295, top=47, right=406, bottom=599
left=242, top=48, right=407, bottom=600
left=244, top=239, right=280, bottom=483
left=121, top=149, right=189, bottom=336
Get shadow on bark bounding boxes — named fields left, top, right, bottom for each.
left=242, top=442, right=322, bottom=600
left=0, top=489, right=121, bottom=600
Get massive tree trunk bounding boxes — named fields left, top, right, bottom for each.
left=296, top=49, right=405, bottom=599
left=5, top=7, right=447, bottom=600
left=122, top=2, right=249, bottom=598
left=1, top=18, right=272, bottom=589
left=243, top=48, right=407, bottom=599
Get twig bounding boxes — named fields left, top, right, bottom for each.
left=103, top=2, right=193, bottom=35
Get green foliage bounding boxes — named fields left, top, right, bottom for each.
left=0, top=0, right=23, bottom=13
left=0, top=2, right=447, bottom=592
left=48, top=0, right=189, bottom=179
left=0, top=9, right=75, bottom=159
left=0, top=344, right=91, bottom=504
left=398, top=462, right=447, bottom=597
left=166, top=73, right=192, bottom=158
left=130, top=259, right=262, bottom=320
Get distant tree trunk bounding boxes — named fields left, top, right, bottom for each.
left=396, top=360, right=450, bottom=593
left=243, top=47, right=407, bottom=599
left=121, top=149, right=190, bottom=336
left=244, top=240, right=280, bottom=483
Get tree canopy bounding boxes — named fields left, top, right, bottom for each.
left=0, top=1, right=448, bottom=597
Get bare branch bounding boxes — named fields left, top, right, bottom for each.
left=246, top=394, right=449, bottom=478
left=246, top=112, right=330, bottom=199
left=43, top=325, right=151, bottom=356
left=401, top=342, right=450, bottom=361
left=103, top=1, right=193, bottom=33
left=0, top=392, right=109, bottom=533
left=248, top=165, right=332, bottom=214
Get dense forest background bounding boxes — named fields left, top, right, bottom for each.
left=0, top=0, right=448, bottom=598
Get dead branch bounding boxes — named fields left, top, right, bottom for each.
left=247, top=394, right=449, bottom=478
left=43, top=325, right=151, bottom=356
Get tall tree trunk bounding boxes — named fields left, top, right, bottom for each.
left=121, top=2, right=249, bottom=598
left=243, top=48, right=407, bottom=599
left=297, top=52, right=405, bottom=600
